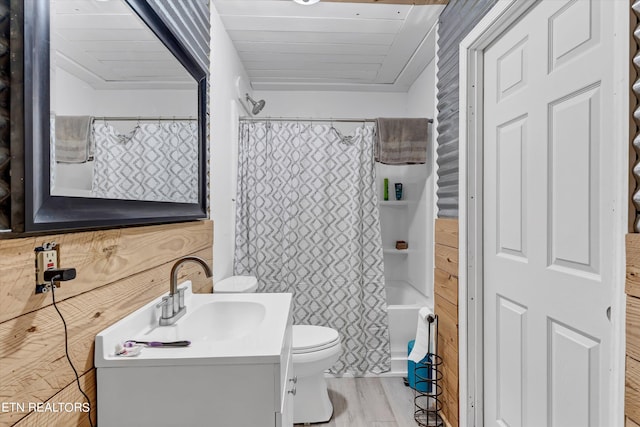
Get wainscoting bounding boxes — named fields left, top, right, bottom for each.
left=434, top=218, right=459, bottom=427
left=626, top=234, right=640, bottom=425
left=0, top=220, right=213, bottom=426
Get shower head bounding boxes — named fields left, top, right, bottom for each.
left=246, top=93, right=266, bottom=115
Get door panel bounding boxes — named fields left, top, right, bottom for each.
left=496, top=296, right=527, bottom=427
left=548, top=84, right=601, bottom=275
left=496, top=115, right=528, bottom=260
left=548, top=0, right=600, bottom=73
left=548, top=320, right=600, bottom=427
left=483, top=1, right=613, bottom=426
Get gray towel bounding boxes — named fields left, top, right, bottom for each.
left=54, top=116, right=93, bottom=163
left=375, top=118, right=429, bottom=165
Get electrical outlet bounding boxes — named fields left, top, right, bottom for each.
left=35, top=243, right=59, bottom=289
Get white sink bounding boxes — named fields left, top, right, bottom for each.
left=142, top=300, right=266, bottom=342
left=95, top=281, right=292, bottom=367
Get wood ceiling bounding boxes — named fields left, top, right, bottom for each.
left=51, top=0, right=195, bottom=90
left=214, top=0, right=446, bottom=92
left=324, top=0, right=448, bottom=4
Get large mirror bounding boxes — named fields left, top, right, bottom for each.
left=19, top=0, right=207, bottom=232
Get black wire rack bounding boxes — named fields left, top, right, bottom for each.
left=413, top=313, right=444, bottom=427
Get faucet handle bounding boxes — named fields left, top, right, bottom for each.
left=178, top=287, right=186, bottom=310
left=156, top=296, right=173, bottom=319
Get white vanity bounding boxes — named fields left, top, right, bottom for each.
left=95, top=282, right=294, bottom=427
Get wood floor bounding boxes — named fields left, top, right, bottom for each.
left=295, top=377, right=418, bottom=427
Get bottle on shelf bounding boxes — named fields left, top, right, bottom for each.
left=384, top=178, right=389, bottom=201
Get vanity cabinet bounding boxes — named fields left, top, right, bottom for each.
left=95, top=290, right=294, bottom=427
left=277, top=321, right=295, bottom=427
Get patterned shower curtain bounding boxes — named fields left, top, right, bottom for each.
left=92, top=121, right=198, bottom=203
left=234, top=121, right=391, bottom=375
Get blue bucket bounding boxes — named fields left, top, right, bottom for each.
left=407, top=339, right=431, bottom=393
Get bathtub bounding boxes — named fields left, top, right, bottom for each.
left=385, top=280, right=433, bottom=375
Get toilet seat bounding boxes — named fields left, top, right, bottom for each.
left=292, top=325, right=340, bottom=354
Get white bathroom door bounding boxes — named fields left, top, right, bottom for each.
left=483, top=1, right=615, bottom=426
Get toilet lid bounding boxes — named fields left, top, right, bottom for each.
left=292, top=325, right=340, bottom=354
left=214, top=276, right=258, bottom=293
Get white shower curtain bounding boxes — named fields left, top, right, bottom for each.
left=234, top=121, right=390, bottom=375
left=91, top=121, right=198, bottom=203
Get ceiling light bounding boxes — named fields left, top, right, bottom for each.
left=294, top=0, right=321, bottom=5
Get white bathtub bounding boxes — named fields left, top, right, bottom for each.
left=385, top=280, right=433, bottom=375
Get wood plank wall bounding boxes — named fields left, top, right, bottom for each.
left=0, top=220, right=213, bottom=427
left=434, top=218, right=459, bottom=427
left=627, top=234, right=640, bottom=426
left=628, top=2, right=639, bottom=425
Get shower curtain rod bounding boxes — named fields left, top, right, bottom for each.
left=240, top=117, right=434, bottom=123
left=94, top=116, right=196, bottom=121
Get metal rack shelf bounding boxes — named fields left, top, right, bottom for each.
left=413, top=314, right=444, bottom=427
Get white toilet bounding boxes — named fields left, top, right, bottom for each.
left=215, top=276, right=342, bottom=424
left=213, top=275, right=258, bottom=293
left=292, top=325, right=342, bottom=424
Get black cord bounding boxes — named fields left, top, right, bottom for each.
left=49, top=277, right=96, bottom=427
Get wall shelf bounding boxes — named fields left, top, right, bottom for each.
left=379, top=200, right=409, bottom=207
left=383, top=248, right=411, bottom=255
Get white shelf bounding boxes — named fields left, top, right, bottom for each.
left=383, top=248, right=411, bottom=255
left=379, top=200, right=409, bottom=207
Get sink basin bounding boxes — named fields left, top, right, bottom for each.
left=95, top=280, right=292, bottom=367
left=142, top=301, right=266, bottom=342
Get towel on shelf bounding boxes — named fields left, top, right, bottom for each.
left=375, top=118, right=429, bottom=165
left=54, top=115, right=93, bottom=163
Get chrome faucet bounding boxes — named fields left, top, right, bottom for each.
left=157, top=256, right=213, bottom=326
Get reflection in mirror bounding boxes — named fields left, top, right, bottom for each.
left=49, top=0, right=199, bottom=203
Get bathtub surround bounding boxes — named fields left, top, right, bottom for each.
left=385, top=280, right=432, bottom=374
left=234, top=120, right=390, bottom=375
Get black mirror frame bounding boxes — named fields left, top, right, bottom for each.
left=15, top=0, right=208, bottom=233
